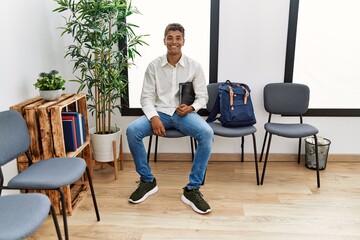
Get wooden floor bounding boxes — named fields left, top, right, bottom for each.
left=30, top=159, right=360, bottom=240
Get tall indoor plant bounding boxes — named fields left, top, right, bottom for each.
left=54, top=0, right=147, bottom=135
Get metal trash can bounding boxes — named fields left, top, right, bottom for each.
left=305, top=136, right=331, bottom=170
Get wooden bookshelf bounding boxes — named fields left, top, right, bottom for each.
left=10, top=93, right=92, bottom=215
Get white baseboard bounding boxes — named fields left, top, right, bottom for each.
left=122, top=153, right=360, bottom=162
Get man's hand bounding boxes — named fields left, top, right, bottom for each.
left=176, top=104, right=194, bottom=117
left=151, top=116, right=166, bottom=136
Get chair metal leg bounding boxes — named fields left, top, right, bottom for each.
left=298, top=138, right=302, bottom=164
left=0, top=169, right=3, bottom=195
left=190, top=137, right=195, bottom=161
left=251, top=133, right=260, bottom=185
left=259, top=131, right=269, bottom=162
left=241, top=136, right=245, bottom=162
left=202, top=167, right=206, bottom=185
left=58, top=189, right=69, bottom=240
left=50, top=204, right=63, bottom=240
left=147, top=135, right=153, bottom=163
left=260, top=133, right=272, bottom=185
left=314, top=135, right=321, bottom=188
left=58, top=169, right=100, bottom=240
left=154, top=135, right=159, bottom=162
left=149, top=135, right=195, bottom=162
left=86, top=167, right=100, bottom=221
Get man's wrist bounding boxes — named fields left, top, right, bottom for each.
left=150, top=115, right=159, bottom=121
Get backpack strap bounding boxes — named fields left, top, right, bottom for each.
left=241, top=85, right=249, bottom=104
left=206, top=93, right=221, bottom=123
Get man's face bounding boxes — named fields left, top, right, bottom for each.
left=164, top=30, right=185, bottom=55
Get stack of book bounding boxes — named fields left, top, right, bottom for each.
left=61, top=112, right=86, bottom=152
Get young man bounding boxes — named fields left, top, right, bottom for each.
left=126, top=23, right=214, bottom=214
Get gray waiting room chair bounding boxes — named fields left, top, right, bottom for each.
left=259, top=82, right=321, bottom=187
left=147, top=131, right=205, bottom=184
left=0, top=110, right=100, bottom=240
left=0, top=192, right=62, bottom=240
left=206, top=82, right=259, bottom=185
left=147, top=130, right=196, bottom=163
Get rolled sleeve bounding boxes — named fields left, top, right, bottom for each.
left=191, top=64, right=208, bottom=111
left=140, top=66, right=159, bottom=120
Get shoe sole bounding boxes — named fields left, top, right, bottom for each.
left=128, top=185, right=158, bottom=204
left=181, top=195, right=212, bottom=214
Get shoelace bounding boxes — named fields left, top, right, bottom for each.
left=192, top=189, right=205, bottom=202
left=136, top=181, right=149, bottom=191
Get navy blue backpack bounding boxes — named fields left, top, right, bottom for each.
left=206, top=80, right=256, bottom=128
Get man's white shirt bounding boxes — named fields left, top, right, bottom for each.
left=140, top=54, right=208, bottom=120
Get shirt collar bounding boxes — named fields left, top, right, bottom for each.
left=161, top=54, right=186, bottom=67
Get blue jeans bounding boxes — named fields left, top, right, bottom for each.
left=126, top=112, right=214, bottom=189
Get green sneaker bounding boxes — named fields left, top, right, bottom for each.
left=181, top=187, right=212, bottom=214
left=128, top=179, right=158, bottom=204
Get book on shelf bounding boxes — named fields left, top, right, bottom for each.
left=62, top=119, right=77, bottom=152
left=62, top=112, right=87, bottom=146
left=80, top=113, right=86, bottom=142
left=61, top=114, right=79, bottom=149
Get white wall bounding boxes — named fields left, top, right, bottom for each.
left=1, top=0, right=359, bottom=184
left=0, top=0, right=75, bottom=193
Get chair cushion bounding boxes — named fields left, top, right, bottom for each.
left=265, top=123, right=318, bottom=138
left=163, top=129, right=187, bottom=138
left=209, top=122, right=256, bottom=137
left=8, top=157, right=86, bottom=189
left=0, top=193, right=50, bottom=239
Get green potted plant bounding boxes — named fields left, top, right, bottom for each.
left=34, top=70, right=65, bottom=101
left=54, top=0, right=147, bottom=163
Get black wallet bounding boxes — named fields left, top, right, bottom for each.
left=179, top=82, right=195, bottom=105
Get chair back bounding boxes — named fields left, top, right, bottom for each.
left=206, top=82, right=221, bottom=112
left=264, top=83, right=310, bottom=115
left=0, top=110, right=30, bottom=167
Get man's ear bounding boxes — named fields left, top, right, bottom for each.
left=163, top=38, right=166, bottom=45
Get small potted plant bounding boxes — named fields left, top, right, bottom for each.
left=34, top=70, right=65, bottom=101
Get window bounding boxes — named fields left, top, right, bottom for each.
left=284, top=0, right=360, bottom=116
left=121, top=0, right=219, bottom=115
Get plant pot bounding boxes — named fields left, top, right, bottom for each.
left=90, top=126, right=121, bottom=163
left=39, top=89, right=62, bottom=101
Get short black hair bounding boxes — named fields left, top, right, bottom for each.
left=164, top=23, right=185, bottom=37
